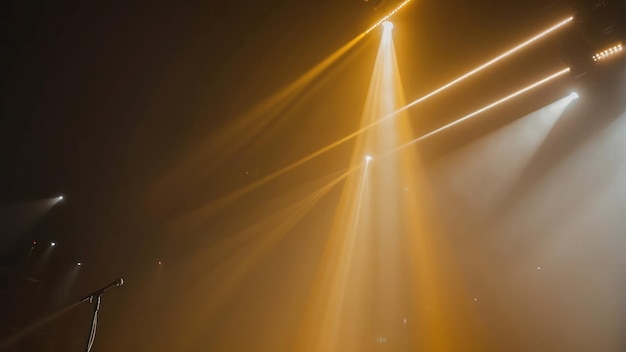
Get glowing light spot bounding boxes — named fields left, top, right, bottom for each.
left=568, top=92, right=579, bottom=100
left=382, top=21, right=394, bottom=31
left=365, top=155, right=373, bottom=162
left=77, top=262, right=82, bottom=266
left=51, top=242, right=56, bottom=247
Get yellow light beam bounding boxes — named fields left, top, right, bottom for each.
left=150, top=33, right=365, bottom=203
left=176, top=169, right=353, bottom=343
left=201, top=17, right=572, bottom=197
left=390, top=67, right=571, bottom=151
left=394, top=16, right=573, bottom=113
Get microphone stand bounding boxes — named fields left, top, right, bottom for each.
left=81, top=278, right=124, bottom=352
left=0, top=278, right=124, bottom=351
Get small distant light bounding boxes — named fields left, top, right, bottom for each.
left=32, top=241, right=37, bottom=246
left=365, top=155, right=373, bottom=162
left=568, top=92, right=579, bottom=100
left=50, top=242, right=56, bottom=247
left=537, top=266, right=541, bottom=270
left=382, top=21, right=394, bottom=31
left=77, top=262, right=82, bottom=266
left=474, top=298, right=478, bottom=302
left=158, top=261, right=162, bottom=265
left=58, top=195, right=64, bottom=201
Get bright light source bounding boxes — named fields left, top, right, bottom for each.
left=592, top=43, right=623, bottom=61
left=394, top=68, right=571, bottom=149
left=58, top=195, right=64, bottom=201
left=364, top=0, right=412, bottom=34
left=158, top=261, right=162, bottom=265
left=568, top=92, right=579, bottom=100
left=77, top=262, right=82, bottom=266
left=51, top=242, right=56, bottom=247
left=382, top=21, right=394, bottom=31
left=365, top=155, right=373, bottom=162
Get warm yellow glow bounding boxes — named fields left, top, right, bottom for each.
left=593, top=43, right=624, bottom=61
left=364, top=0, right=412, bottom=34
left=167, top=17, right=574, bottom=231
left=393, top=67, right=571, bottom=150
left=294, top=22, right=484, bottom=351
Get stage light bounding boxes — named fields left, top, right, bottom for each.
left=592, top=43, right=623, bottom=61
left=382, top=21, right=393, bottom=31
left=394, top=68, right=571, bottom=148
left=365, top=155, right=373, bottom=162
left=568, top=92, right=579, bottom=100
left=51, top=242, right=56, bottom=247
left=364, top=0, right=411, bottom=34
left=58, top=195, right=64, bottom=201
left=77, top=262, right=82, bottom=266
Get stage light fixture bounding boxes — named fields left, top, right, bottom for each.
left=365, top=155, right=373, bottom=162
left=77, top=262, right=82, bottom=266
left=592, top=43, right=623, bottom=61
left=51, top=242, right=56, bottom=247
left=382, top=21, right=394, bottom=31
left=364, top=0, right=411, bottom=34
left=568, top=92, right=579, bottom=100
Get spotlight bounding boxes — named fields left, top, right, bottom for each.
left=50, top=242, right=56, bottom=247
left=364, top=0, right=411, bottom=34
left=77, top=262, right=82, bottom=266
left=382, top=21, right=393, bottom=31
left=58, top=195, right=64, bottom=201
left=568, top=92, right=579, bottom=100
left=365, top=155, right=373, bottom=162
